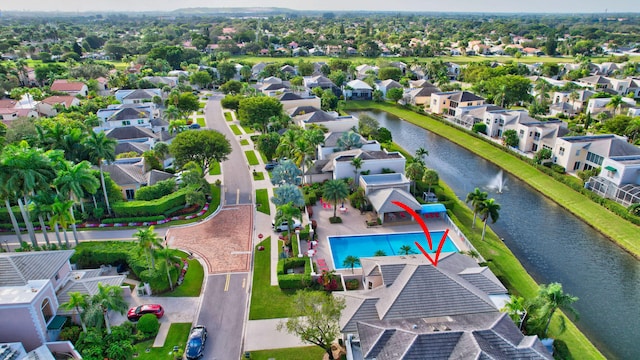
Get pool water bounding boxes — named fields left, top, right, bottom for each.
left=328, top=231, right=458, bottom=269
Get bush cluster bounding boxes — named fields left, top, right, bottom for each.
left=137, top=314, right=160, bottom=336
left=277, top=257, right=312, bottom=290
left=112, top=186, right=191, bottom=217
left=134, top=178, right=176, bottom=201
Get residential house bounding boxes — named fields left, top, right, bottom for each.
left=452, top=104, right=504, bottom=129
left=446, top=62, right=462, bottom=80
left=291, top=108, right=358, bottom=133
left=366, top=188, right=423, bottom=223
left=317, top=132, right=381, bottom=160
left=358, top=173, right=411, bottom=196
left=278, top=93, right=321, bottom=111
left=552, top=89, right=595, bottom=112
left=579, top=75, right=637, bottom=96
left=430, top=91, right=485, bottom=116
left=345, top=80, right=373, bottom=100
left=308, top=148, right=405, bottom=183
left=280, top=64, right=296, bottom=77
left=482, top=109, right=567, bottom=153
left=303, top=75, right=341, bottom=96
left=406, top=86, right=440, bottom=107
left=104, top=125, right=172, bottom=149
left=102, top=163, right=175, bottom=200
left=376, top=79, right=402, bottom=98
left=36, top=96, right=80, bottom=117
left=96, top=103, right=157, bottom=131
left=586, top=96, right=636, bottom=116
left=141, top=76, right=179, bottom=88
left=553, top=134, right=640, bottom=173
left=0, top=341, right=82, bottom=359
left=589, top=155, right=640, bottom=206
left=0, top=251, right=125, bottom=352
left=0, top=97, right=38, bottom=121
left=549, top=102, right=579, bottom=117
left=49, top=80, right=88, bottom=97
left=251, top=62, right=268, bottom=79
left=114, top=88, right=162, bottom=105
left=355, top=64, right=379, bottom=80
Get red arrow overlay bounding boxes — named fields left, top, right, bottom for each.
left=391, top=200, right=449, bottom=267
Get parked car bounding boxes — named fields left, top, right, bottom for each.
left=265, top=162, right=276, bottom=170
left=185, top=325, right=208, bottom=359
left=127, top=304, right=164, bottom=321
left=189, top=123, right=201, bottom=129
left=272, top=218, right=302, bottom=232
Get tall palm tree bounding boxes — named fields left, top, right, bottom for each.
left=61, top=292, right=89, bottom=333
left=342, top=255, right=360, bottom=274
left=405, top=161, right=425, bottom=195
left=534, top=79, right=551, bottom=104
left=275, top=202, right=302, bottom=237
left=415, top=147, right=429, bottom=165
left=465, top=188, right=488, bottom=229
left=55, top=160, right=100, bottom=215
left=625, top=117, right=640, bottom=142
left=350, top=157, right=363, bottom=191
left=134, top=226, right=163, bottom=271
left=293, top=138, right=314, bottom=183
left=168, top=119, right=187, bottom=135
left=49, top=197, right=74, bottom=248
left=568, top=90, right=579, bottom=108
left=536, top=282, right=579, bottom=337
left=0, top=182, right=23, bottom=244
left=91, top=283, right=128, bottom=335
left=479, top=198, right=500, bottom=241
left=156, top=247, right=181, bottom=291
left=607, top=95, right=623, bottom=116
left=502, top=295, right=529, bottom=331
left=163, top=105, right=181, bottom=122
left=276, top=129, right=301, bottom=160
left=31, top=192, right=56, bottom=247
left=323, top=180, right=350, bottom=219
left=84, top=131, right=116, bottom=216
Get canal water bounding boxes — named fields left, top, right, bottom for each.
left=349, top=110, right=640, bottom=360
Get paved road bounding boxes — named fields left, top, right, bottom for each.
left=205, top=94, right=253, bottom=205
left=198, top=273, right=249, bottom=360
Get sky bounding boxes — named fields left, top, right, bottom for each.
left=2, top=0, right=639, bottom=14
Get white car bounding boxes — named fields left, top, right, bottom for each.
left=272, top=219, right=302, bottom=232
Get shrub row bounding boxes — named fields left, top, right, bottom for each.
left=112, top=186, right=191, bottom=217
left=101, top=215, right=165, bottom=224
left=277, top=257, right=312, bottom=290
left=134, top=178, right=176, bottom=201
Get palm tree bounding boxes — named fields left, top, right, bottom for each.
left=0, top=182, right=23, bottom=244
left=55, top=160, right=100, bottom=215
left=423, top=169, right=439, bottom=196
left=373, top=250, right=387, bottom=256
left=61, top=292, right=89, bottom=333
left=536, top=282, right=579, bottom=337
left=568, top=90, right=579, bottom=108
left=625, top=117, right=640, bottom=142
left=84, top=131, right=116, bottom=216
left=479, top=198, right=500, bottom=241
left=323, top=180, right=349, bottom=219
left=293, top=138, right=314, bottom=183
left=350, top=157, right=363, bottom=191
left=303, top=128, right=325, bottom=159
left=271, top=184, right=305, bottom=207
left=336, top=131, right=363, bottom=151
left=607, top=95, right=623, bottom=116
left=275, top=202, right=302, bottom=237
left=134, top=226, right=163, bottom=271
left=534, top=79, right=551, bottom=104
left=91, top=283, right=128, bottom=335
left=465, top=188, right=488, bottom=229
left=163, top=105, right=181, bottom=122
left=168, top=119, right=187, bottom=135
left=49, top=197, right=74, bottom=248
left=405, top=161, right=425, bottom=195
left=156, top=247, right=180, bottom=291
left=501, top=295, right=529, bottom=331
left=276, top=129, right=301, bottom=160
left=415, top=147, right=429, bottom=165
left=31, top=192, right=55, bottom=247
left=398, top=245, right=416, bottom=255
left=342, top=255, right=361, bottom=273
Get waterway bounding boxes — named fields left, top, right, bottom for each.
left=349, top=110, right=640, bottom=360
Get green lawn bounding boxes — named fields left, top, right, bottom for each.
left=245, top=150, right=259, bottom=166
left=250, top=238, right=317, bottom=319
left=253, top=171, right=265, bottom=181
left=259, top=152, right=268, bottom=164
left=133, top=322, right=191, bottom=360
left=230, top=124, right=243, bottom=135
left=344, top=101, right=640, bottom=257
left=240, top=139, right=250, bottom=146
left=159, top=250, right=204, bottom=297
left=224, top=112, right=233, bottom=122
left=244, top=346, right=326, bottom=360
left=199, top=102, right=206, bottom=108
left=196, top=117, right=205, bottom=127
left=241, top=125, right=254, bottom=134
left=345, top=102, right=605, bottom=359
left=255, top=189, right=270, bottom=215
left=209, top=161, right=221, bottom=175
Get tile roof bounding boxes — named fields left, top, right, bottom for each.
left=111, top=107, right=150, bottom=121
left=102, top=163, right=147, bottom=186
left=0, top=250, right=74, bottom=286
left=56, top=275, right=126, bottom=307
left=41, top=95, right=76, bottom=107
left=50, top=80, right=86, bottom=92
left=367, top=188, right=422, bottom=214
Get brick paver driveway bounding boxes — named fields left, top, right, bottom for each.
left=166, top=205, right=253, bottom=274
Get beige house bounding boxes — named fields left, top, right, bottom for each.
left=277, top=92, right=321, bottom=111
left=50, top=80, right=88, bottom=97
left=430, top=91, right=485, bottom=116
left=37, top=96, right=80, bottom=117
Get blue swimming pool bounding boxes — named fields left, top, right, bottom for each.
left=328, top=231, right=458, bottom=269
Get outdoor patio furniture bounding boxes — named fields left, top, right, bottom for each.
left=317, top=258, right=329, bottom=272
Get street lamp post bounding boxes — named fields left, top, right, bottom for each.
left=296, top=229, right=302, bottom=258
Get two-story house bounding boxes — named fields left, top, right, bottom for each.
left=430, top=91, right=485, bottom=116
left=114, top=89, right=162, bottom=105
left=589, top=155, right=640, bottom=206
left=96, top=104, right=156, bottom=131
left=553, top=134, right=640, bottom=173
left=36, top=96, right=80, bottom=117
left=483, top=109, right=567, bottom=153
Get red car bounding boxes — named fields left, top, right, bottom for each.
left=127, top=304, right=165, bottom=321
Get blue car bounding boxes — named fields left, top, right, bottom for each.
left=185, top=325, right=207, bottom=359
left=189, top=123, right=201, bottom=129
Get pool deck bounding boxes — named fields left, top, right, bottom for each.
left=302, top=202, right=472, bottom=277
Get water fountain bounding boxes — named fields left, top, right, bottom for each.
left=488, top=170, right=506, bottom=193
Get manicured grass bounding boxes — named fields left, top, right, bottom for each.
left=245, top=150, right=259, bottom=166
left=209, top=161, right=221, bottom=175
left=133, top=322, right=191, bottom=360
left=253, top=171, right=265, bottom=181
left=344, top=101, right=640, bottom=258
left=224, top=112, right=233, bottom=122
left=199, top=102, right=206, bottom=108
left=260, top=152, right=268, bottom=164
left=230, top=124, right=243, bottom=135
left=250, top=238, right=318, bottom=319
left=159, top=250, right=204, bottom=297
left=349, top=104, right=605, bottom=359
left=255, top=189, right=270, bottom=215
left=240, top=139, right=250, bottom=146
left=241, top=125, right=254, bottom=134
left=196, top=117, right=205, bottom=127
left=244, top=346, right=326, bottom=360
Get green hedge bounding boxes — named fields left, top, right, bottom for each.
left=0, top=206, right=22, bottom=223
left=134, top=178, right=177, bottom=201
left=277, top=257, right=312, bottom=289
left=112, top=187, right=191, bottom=217
left=101, top=215, right=165, bottom=224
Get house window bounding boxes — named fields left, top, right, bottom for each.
left=532, top=143, right=538, bottom=152
left=122, top=120, right=131, bottom=126
left=559, top=147, right=565, bottom=156
left=519, top=129, right=524, bottom=138
left=54, top=274, right=59, bottom=281
left=583, top=163, right=593, bottom=171
left=573, top=162, right=581, bottom=170
left=543, top=145, right=552, bottom=150
left=586, top=152, right=604, bottom=166
left=494, top=119, right=497, bottom=124
left=125, top=189, right=135, bottom=200
left=41, top=298, right=54, bottom=323
left=534, top=132, right=541, bottom=140
left=137, top=119, right=144, bottom=124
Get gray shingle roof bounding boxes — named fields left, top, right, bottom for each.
left=56, top=275, right=126, bottom=308
left=287, top=106, right=321, bottom=117
left=111, top=107, right=150, bottom=121
left=102, top=163, right=147, bottom=186
left=115, top=142, right=150, bottom=156
left=295, top=110, right=336, bottom=123
left=105, top=126, right=157, bottom=141
left=0, top=251, right=74, bottom=286
left=123, top=89, right=155, bottom=100
left=323, top=132, right=367, bottom=147
left=368, top=188, right=422, bottom=214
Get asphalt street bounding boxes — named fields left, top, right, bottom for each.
left=197, top=273, right=249, bottom=360
left=204, top=94, right=253, bottom=205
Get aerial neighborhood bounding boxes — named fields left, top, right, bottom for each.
left=0, top=8, right=639, bottom=360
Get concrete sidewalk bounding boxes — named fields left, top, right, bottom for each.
left=243, top=318, right=309, bottom=351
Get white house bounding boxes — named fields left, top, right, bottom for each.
left=96, top=103, right=158, bottom=131
left=586, top=96, right=636, bottom=116
left=430, top=91, right=485, bottom=116
left=317, top=132, right=381, bottom=160
left=277, top=92, right=321, bottom=111
left=36, top=96, right=80, bottom=117
left=114, top=88, right=162, bottom=104
left=589, top=155, right=640, bottom=206
left=553, top=134, right=640, bottom=173
left=376, top=79, right=402, bottom=98
left=344, top=80, right=373, bottom=100
left=482, top=109, right=567, bottom=153
left=291, top=109, right=358, bottom=133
